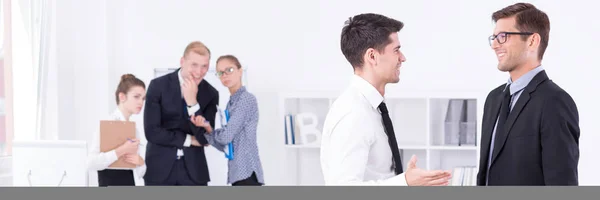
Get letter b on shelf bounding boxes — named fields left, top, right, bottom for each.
left=294, top=112, right=321, bottom=145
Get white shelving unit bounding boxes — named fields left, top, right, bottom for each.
left=279, top=90, right=485, bottom=186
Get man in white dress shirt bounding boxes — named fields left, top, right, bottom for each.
left=320, top=13, right=452, bottom=186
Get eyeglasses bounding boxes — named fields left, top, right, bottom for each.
left=215, top=67, right=236, bottom=78
left=488, top=32, right=533, bottom=46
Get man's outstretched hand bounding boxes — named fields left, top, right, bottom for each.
left=404, top=155, right=452, bottom=186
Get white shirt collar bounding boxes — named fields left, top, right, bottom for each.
left=178, top=68, right=204, bottom=86
left=351, top=74, right=384, bottom=110
left=111, top=108, right=127, bottom=121
left=178, top=69, right=185, bottom=86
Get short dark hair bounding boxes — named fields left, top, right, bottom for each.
left=492, top=3, right=550, bottom=60
left=340, top=13, right=404, bottom=69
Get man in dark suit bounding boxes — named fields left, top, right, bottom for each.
left=478, top=3, right=580, bottom=186
left=143, top=41, right=219, bottom=185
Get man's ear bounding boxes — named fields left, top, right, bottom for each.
left=364, top=48, right=377, bottom=66
left=529, top=33, right=541, bottom=49
left=372, top=49, right=379, bottom=66
left=180, top=56, right=185, bottom=67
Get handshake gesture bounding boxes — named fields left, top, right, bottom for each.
left=115, top=138, right=144, bottom=166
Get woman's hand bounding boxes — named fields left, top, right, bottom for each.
left=191, top=115, right=213, bottom=133
left=124, top=154, right=144, bottom=167
left=115, top=138, right=139, bottom=157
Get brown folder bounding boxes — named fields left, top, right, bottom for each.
left=100, top=120, right=136, bottom=168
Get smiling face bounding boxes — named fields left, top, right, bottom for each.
left=491, top=16, right=531, bottom=72
left=372, top=32, right=406, bottom=84
left=180, top=51, right=210, bottom=85
left=490, top=3, right=550, bottom=75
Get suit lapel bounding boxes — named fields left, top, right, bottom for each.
left=490, top=91, right=530, bottom=165
left=490, top=71, right=548, bottom=166
left=480, top=89, right=503, bottom=170
left=194, top=80, right=205, bottom=116
left=168, top=69, right=185, bottom=118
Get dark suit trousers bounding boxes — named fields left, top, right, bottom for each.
left=145, top=157, right=207, bottom=186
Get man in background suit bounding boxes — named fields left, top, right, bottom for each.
left=144, top=41, right=219, bottom=185
left=478, top=3, right=580, bottom=186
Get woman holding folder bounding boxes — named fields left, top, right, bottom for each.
left=191, top=55, right=264, bottom=186
left=88, top=74, right=147, bottom=186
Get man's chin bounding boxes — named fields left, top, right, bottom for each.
left=497, top=64, right=512, bottom=72
left=389, top=77, right=400, bottom=84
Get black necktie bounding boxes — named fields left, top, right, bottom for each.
left=492, top=85, right=512, bottom=159
left=378, top=102, right=403, bottom=174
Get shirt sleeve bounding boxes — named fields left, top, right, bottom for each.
left=322, top=112, right=408, bottom=186
left=183, top=135, right=191, bottom=147
left=187, top=104, right=200, bottom=116
left=134, top=128, right=147, bottom=179
left=210, top=95, right=257, bottom=145
left=87, top=130, right=119, bottom=171
left=204, top=134, right=226, bottom=152
left=183, top=101, right=199, bottom=147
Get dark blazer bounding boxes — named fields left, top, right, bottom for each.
left=477, top=71, right=580, bottom=186
left=143, top=68, right=219, bottom=184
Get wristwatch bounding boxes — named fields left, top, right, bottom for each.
left=187, top=103, right=198, bottom=108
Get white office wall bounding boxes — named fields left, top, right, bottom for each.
left=54, top=0, right=111, bottom=186
left=10, top=0, right=36, bottom=141
left=55, top=0, right=111, bottom=142
left=50, top=0, right=599, bottom=185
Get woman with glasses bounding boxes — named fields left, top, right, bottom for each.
left=190, top=55, right=264, bottom=186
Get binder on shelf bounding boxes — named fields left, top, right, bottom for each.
left=461, top=99, right=477, bottom=146
left=284, top=114, right=296, bottom=145
left=444, top=99, right=477, bottom=146
left=290, top=115, right=295, bottom=145
left=284, top=115, right=289, bottom=145
left=444, top=99, right=464, bottom=146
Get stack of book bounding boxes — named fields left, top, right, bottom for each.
left=450, top=166, right=478, bottom=186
